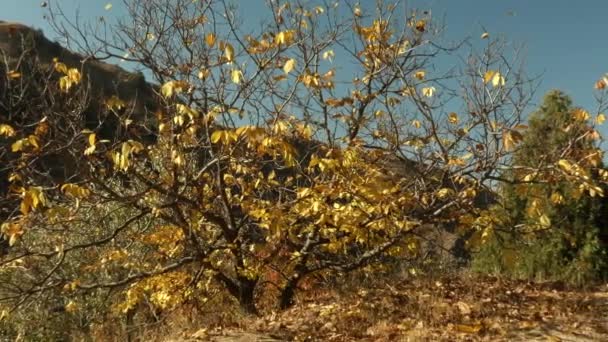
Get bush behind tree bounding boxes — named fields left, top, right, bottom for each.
left=472, top=90, right=608, bottom=284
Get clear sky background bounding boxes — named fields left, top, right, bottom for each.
left=3, top=0, right=607, bottom=136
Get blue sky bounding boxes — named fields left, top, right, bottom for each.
left=3, top=0, right=608, bottom=136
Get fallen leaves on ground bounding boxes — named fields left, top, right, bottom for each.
left=179, top=274, right=608, bottom=341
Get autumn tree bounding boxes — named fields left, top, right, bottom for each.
left=1, top=0, right=607, bottom=338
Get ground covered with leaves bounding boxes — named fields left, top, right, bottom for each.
left=177, top=274, right=608, bottom=341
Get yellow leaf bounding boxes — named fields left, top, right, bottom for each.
left=67, top=68, right=81, bottom=84
left=412, top=120, right=422, bottom=129
left=422, top=86, right=435, bottom=97
left=483, top=70, right=495, bottom=84
left=596, top=113, right=606, bottom=125
left=54, top=60, right=68, bottom=74
left=484, top=70, right=505, bottom=87
left=557, top=159, right=573, bottom=172
left=572, top=108, right=590, bottom=121
left=84, top=145, right=96, bottom=156
left=539, top=214, right=551, bottom=228
left=415, top=20, right=426, bottom=32
left=414, top=70, right=425, bottom=80
left=1, top=222, right=23, bottom=247
left=176, top=104, right=199, bottom=119
left=106, top=95, right=126, bottom=111
left=436, top=188, right=454, bottom=200
left=481, top=32, right=489, bottom=39
left=205, top=33, right=216, bottom=47
left=224, top=43, right=235, bottom=63
left=65, top=301, right=78, bottom=313
left=502, top=130, right=522, bottom=151
left=274, top=30, right=295, bottom=45
left=550, top=192, right=564, bottom=205
left=6, top=70, right=21, bottom=79
left=198, top=69, right=210, bottom=80
left=231, top=69, right=243, bottom=84
left=104, top=3, right=112, bottom=10
left=322, top=50, right=334, bottom=61
left=61, top=183, right=91, bottom=199
left=59, top=76, right=70, bottom=92
left=88, top=133, right=96, bottom=147
left=8, top=173, right=21, bottom=183
left=11, top=139, right=26, bottom=152
left=210, top=130, right=223, bottom=144
left=448, top=112, right=459, bottom=124
left=0, top=124, right=16, bottom=137
left=492, top=72, right=505, bottom=87
left=20, top=187, right=46, bottom=214
left=283, top=58, right=296, bottom=74
left=160, top=80, right=188, bottom=98
left=353, top=6, right=362, bottom=17
left=454, top=323, right=482, bottom=334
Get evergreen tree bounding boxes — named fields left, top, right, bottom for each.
left=473, top=90, right=608, bottom=284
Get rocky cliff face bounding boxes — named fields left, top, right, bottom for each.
left=0, top=20, right=160, bottom=135
left=0, top=21, right=161, bottom=228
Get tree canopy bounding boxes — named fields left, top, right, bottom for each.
left=0, top=0, right=607, bottom=339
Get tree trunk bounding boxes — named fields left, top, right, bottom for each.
left=237, top=276, right=258, bottom=315
left=279, top=274, right=300, bottom=310
left=217, top=273, right=259, bottom=315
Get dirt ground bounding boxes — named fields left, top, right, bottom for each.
left=173, top=274, right=608, bottom=341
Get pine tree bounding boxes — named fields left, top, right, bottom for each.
left=473, top=90, right=608, bottom=284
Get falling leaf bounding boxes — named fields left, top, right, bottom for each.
left=596, top=113, right=606, bottom=125
left=481, top=32, right=489, bottom=39
left=105, top=3, right=112, bottom=10
left=412, top=120, right=422, bottom=129
left=414, top=70, right=425, bottom=80
left=283, top=58, right=296, bottom=74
